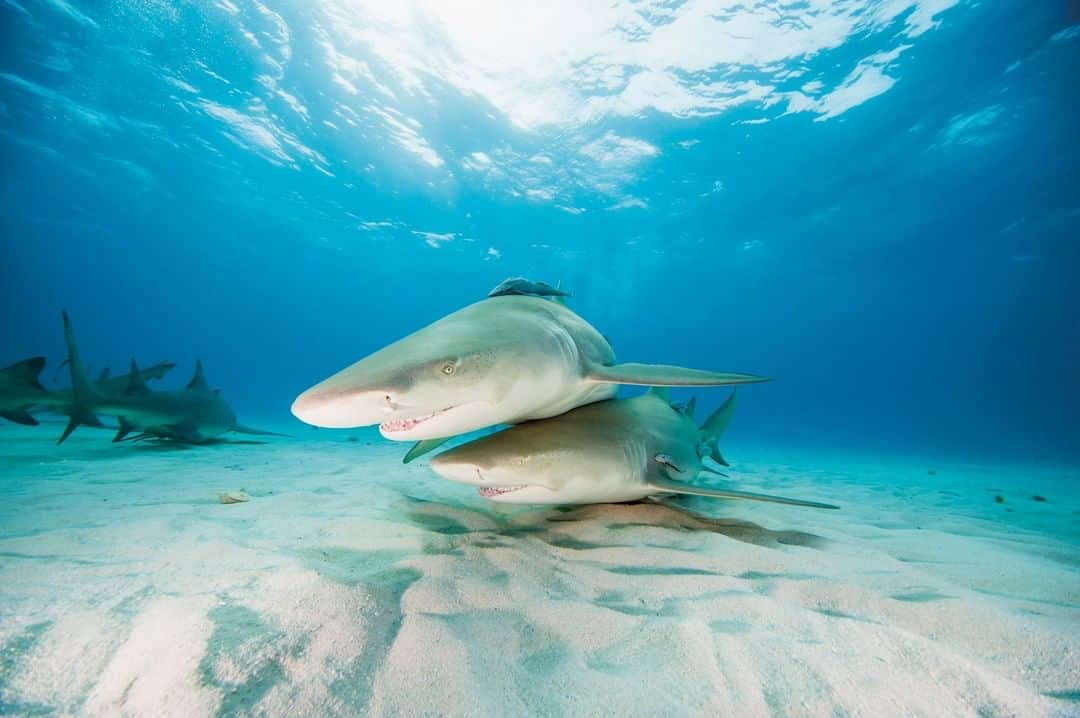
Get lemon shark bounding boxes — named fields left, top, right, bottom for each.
left=58, top=311, right=282, bottom=444
left=291, top=290, right=769, bottom=455
left=430, top=389, right=838, bottom=509
left=0, top=357, right=175, bottom=426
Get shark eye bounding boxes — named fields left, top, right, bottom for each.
left=441, top=362, right=456, bottom=376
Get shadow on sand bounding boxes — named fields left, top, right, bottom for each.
left=396, top=495, right=828, bottom=552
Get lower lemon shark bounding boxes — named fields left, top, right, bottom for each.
left=291, top=283, right=770, bottom=459
left=59, top=311, right=283, bottom=444
left=429, top=389, right=838, bottom=509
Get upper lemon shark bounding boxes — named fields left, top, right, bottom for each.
left=291, top=282, right=770, bottom=459
left=429, top=389, right=837, bottom=508
left=59, top=311, right=283, bottom=444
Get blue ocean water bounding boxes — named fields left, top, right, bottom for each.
left=2, top=0, right=1077, bottom=462
left=1, top=2, right=1079, bottom=716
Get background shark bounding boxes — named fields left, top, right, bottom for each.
left=292, top=290, right=769, bottom=448
left=0, top=357, right=49, bottom=425
left=46, top=361, right=177, bottom=421
left=59, top=311, right=282, bottom=444
left=430, top=389, right=838, bottom=509
left=0, top=358, right=177, bottom=427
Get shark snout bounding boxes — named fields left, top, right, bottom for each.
left=291, top=386, right=396, bottom=428
left=429, top=454, right=487, bottom=485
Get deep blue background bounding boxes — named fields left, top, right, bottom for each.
left=2, top=1, right=1077, bottom=462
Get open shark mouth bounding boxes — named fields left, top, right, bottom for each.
left=478, top=485, right=526, bottom=498
left=379, top=406, right=455, bottom=434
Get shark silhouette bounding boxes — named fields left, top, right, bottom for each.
left=58, top=311, right=284, bottom=444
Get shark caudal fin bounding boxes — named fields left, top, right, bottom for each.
left=58, top=311, right=105, bottom=444
left=0, top=357, right=48, bottom=425
left=700, top=390, right=737, bottom=466
left=585, top=362, right=769, bottom=387
left=647, top=476, right=838, bottom=509
left=142, top=361, right=177, bottom=382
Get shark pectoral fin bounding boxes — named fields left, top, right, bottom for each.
left=585, top=362, right=770, bottom=387
left=403, top=437, right=452, bottom=464
left=113, top=417, right=135, bottom=443
left=233, top=424, right=290, bottom=438
left=58, top=407, right=103, bottom=444
left=647, top=477, right=839, bottom=509
left=698, top=467, right=728, bottom=479
left=1, top=409, right=39, bottom=426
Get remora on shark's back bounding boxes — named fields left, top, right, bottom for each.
left=291, top=284, right=769, bottom=443
left=58, top=311, right=282, bottom=444
left=430, top=389, right=838, bottom=509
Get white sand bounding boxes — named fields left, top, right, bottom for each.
left=0, top=425, right=1077, bottom=716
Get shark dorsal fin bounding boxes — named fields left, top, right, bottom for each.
left=125, top=359, right=151, bottom=395
left=699, top=389, right=737, bottom=466
left=646, top=387, right=671, bottom=401
left=187, top=359, right=209, bottom=391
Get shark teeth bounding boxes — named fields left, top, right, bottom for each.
left=478, top=486, right=526, bottom=498
left=380, top=407, right=450, bottom=434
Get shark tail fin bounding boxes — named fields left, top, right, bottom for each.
left=1, top=357, right=47, bottom=394
left=700, top=390, right=737, bottom=466
left=58, top=311, right=104, bottom=444
left=125, top=359, right=151, bottom=395
left=0, top=357, right=48, bottom=425
left=647, top=476, right=838, bottom=509
left=144, top=360, right=177, bottom=381
left=585, top=362, right=769, bottom=388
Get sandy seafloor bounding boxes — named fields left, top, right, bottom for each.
left=0, top=423, right=1077, bottom=718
